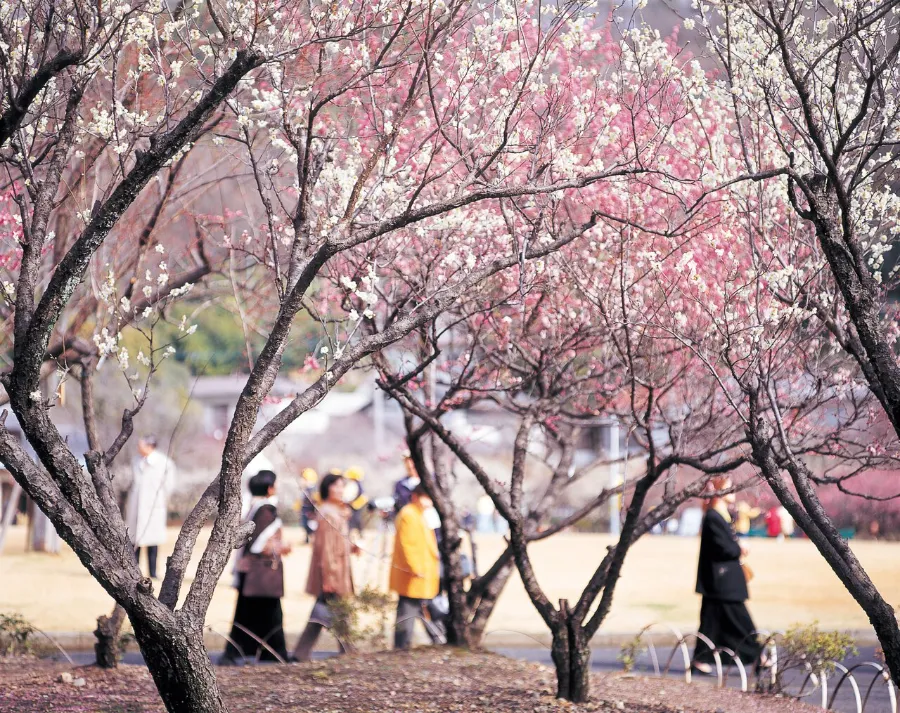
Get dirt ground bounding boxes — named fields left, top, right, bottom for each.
left=0, top=650, right=820, bottom=713
left=1, top=525, right=899, bottom=642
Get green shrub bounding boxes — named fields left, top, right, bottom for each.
left=772, top=623, right=857, bottom=694
left=617, top=628, right=649, bottom=673
left=0, top=612, right=34, bottom=656
left=328, top=587, right=393, bottom=651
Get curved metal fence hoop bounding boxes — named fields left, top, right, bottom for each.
left=634, top=623, right=687, bottom=678
left=869, top=669, right=899, bottom=713
left=646, top=639, right=661, bottom=677
left=205, top=625, right=246, bottom=661
left=795, top=661, right=828, bottom=709
left=230, top=622, right=286, bottom=664
left=393, top=614, right=447, bottom=646
left=254, top=626, right=290, bottom=664
left=305, top=614, right=358, bottom=653
left=878, top=673, right=899, bottom=713
left=679, top=631, right=723, bottom=686
left=827, top=662, right=862, bottom=713
left=737, top=629, right=779, bottom=691
left=313, top=621, right=358, bottom=655
left=837, top=661, right=897, bottom=713
left=717, top=647, right=748, bottom=692
left=30, top=625, right=74, bottom=665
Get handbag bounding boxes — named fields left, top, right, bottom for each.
left=241, top=553, right=284, bottom=598
left=741, top=561, right=754, bottom=583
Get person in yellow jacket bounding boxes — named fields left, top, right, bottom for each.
left=390, top=483, right=441, bottom=649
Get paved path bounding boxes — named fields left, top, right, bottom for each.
left=52, top=646, right=895, bottom=712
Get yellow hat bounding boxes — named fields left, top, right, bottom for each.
left=345, top=466, right=364, bottom=481
left=301, top=468, right=318, bottom=484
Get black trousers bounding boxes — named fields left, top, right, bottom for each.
left=134, top=546, right=158, bottom=578
left=222, top=575, right=288, bottom=662
left=694, top=596, right=763, bottom=665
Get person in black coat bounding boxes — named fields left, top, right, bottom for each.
left=692, top=476, right=764, bottom=674
left=220, top=470, right=292, bottom=665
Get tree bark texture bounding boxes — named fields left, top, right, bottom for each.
left=806, top=178, right=900, bottom=438
left=94, top=604, right=126, bottom=669
left=132, top=617, right=228, bottom=713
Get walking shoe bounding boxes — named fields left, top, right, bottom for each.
left=691, top=661, right=713, bottom=675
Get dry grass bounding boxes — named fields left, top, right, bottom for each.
left=1, top=525, right=897, bottom=642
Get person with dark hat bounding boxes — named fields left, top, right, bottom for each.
left=220, top=470, right=291, bottom=665
left=692, top=476, right=766, bottom=674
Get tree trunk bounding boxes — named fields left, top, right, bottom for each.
left=551, top=601, right=591, bottom=703
left=132, top=617, right=227, bottom=713
left=747, top=411, right=900, bottom=685
left=94, top=604, right=126, bottom=669
left=467, top=560, right=515, bottom=646
left=439, top=523, right=474, bottom=648
left=444, top=576, right=473, bottom=648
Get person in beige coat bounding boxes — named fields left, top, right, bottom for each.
left=291, top=472, right=358, bottom=662
left=126, top=435, right=176, bottom=579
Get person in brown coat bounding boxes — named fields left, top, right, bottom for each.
left=291, top=472, right=359, bottom=662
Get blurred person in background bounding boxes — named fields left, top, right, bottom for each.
left=299, top=468, right=319, bottom=544
left=692, top=476, right=765, bottom=675
left=241, top=451, right=274, bottom=518
left=220, top=470, right=291, bottom=665
left=126, top=435, right=176, bottom=579
left=343, top=465, right=369, bottom=537
left=391, top=483, right=441, bottom=649
left=292, top=471, right=359, bottom=662
left=476, top=494, right=495, bottom=534
left=733, top=500, right=761, bottom=537
left=393, top=453, right=420, bottom=515
left=778, top=506, right=795, bottom=540
left=765, top=505, right=782, bottom=539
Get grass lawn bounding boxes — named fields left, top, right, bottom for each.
left=1, top=525, right=897, bottom=643
left=0, top=649, right=821, bottom=713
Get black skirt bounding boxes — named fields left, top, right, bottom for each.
left=694, top=596, right=763, bottom=665
left=222, top=574, right=288, bottom=662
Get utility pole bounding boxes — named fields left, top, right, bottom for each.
left=608, top=418, right=621, bottom=537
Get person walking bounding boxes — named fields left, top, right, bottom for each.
left=476, top=494, right=495, bottom=534
left=778, top=506, right=795, bottom=539
left=299, top=468, right=319, bottom=544
left=220, top=470, right=292, bottom=665
left=390, top=483, right=441, bottom=649
left=733, top=500, right=761, bottom=537
left=292, top=472, right=359, bottom=662
left=765, top=506, right=782, bottom=539
left=393, top=453, right=420, bottom=515
left=692, top=476, right=764, bottom=675
left=126, top=435, right=176, bottom=579
left=343, top=466, right=369, bottom=538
